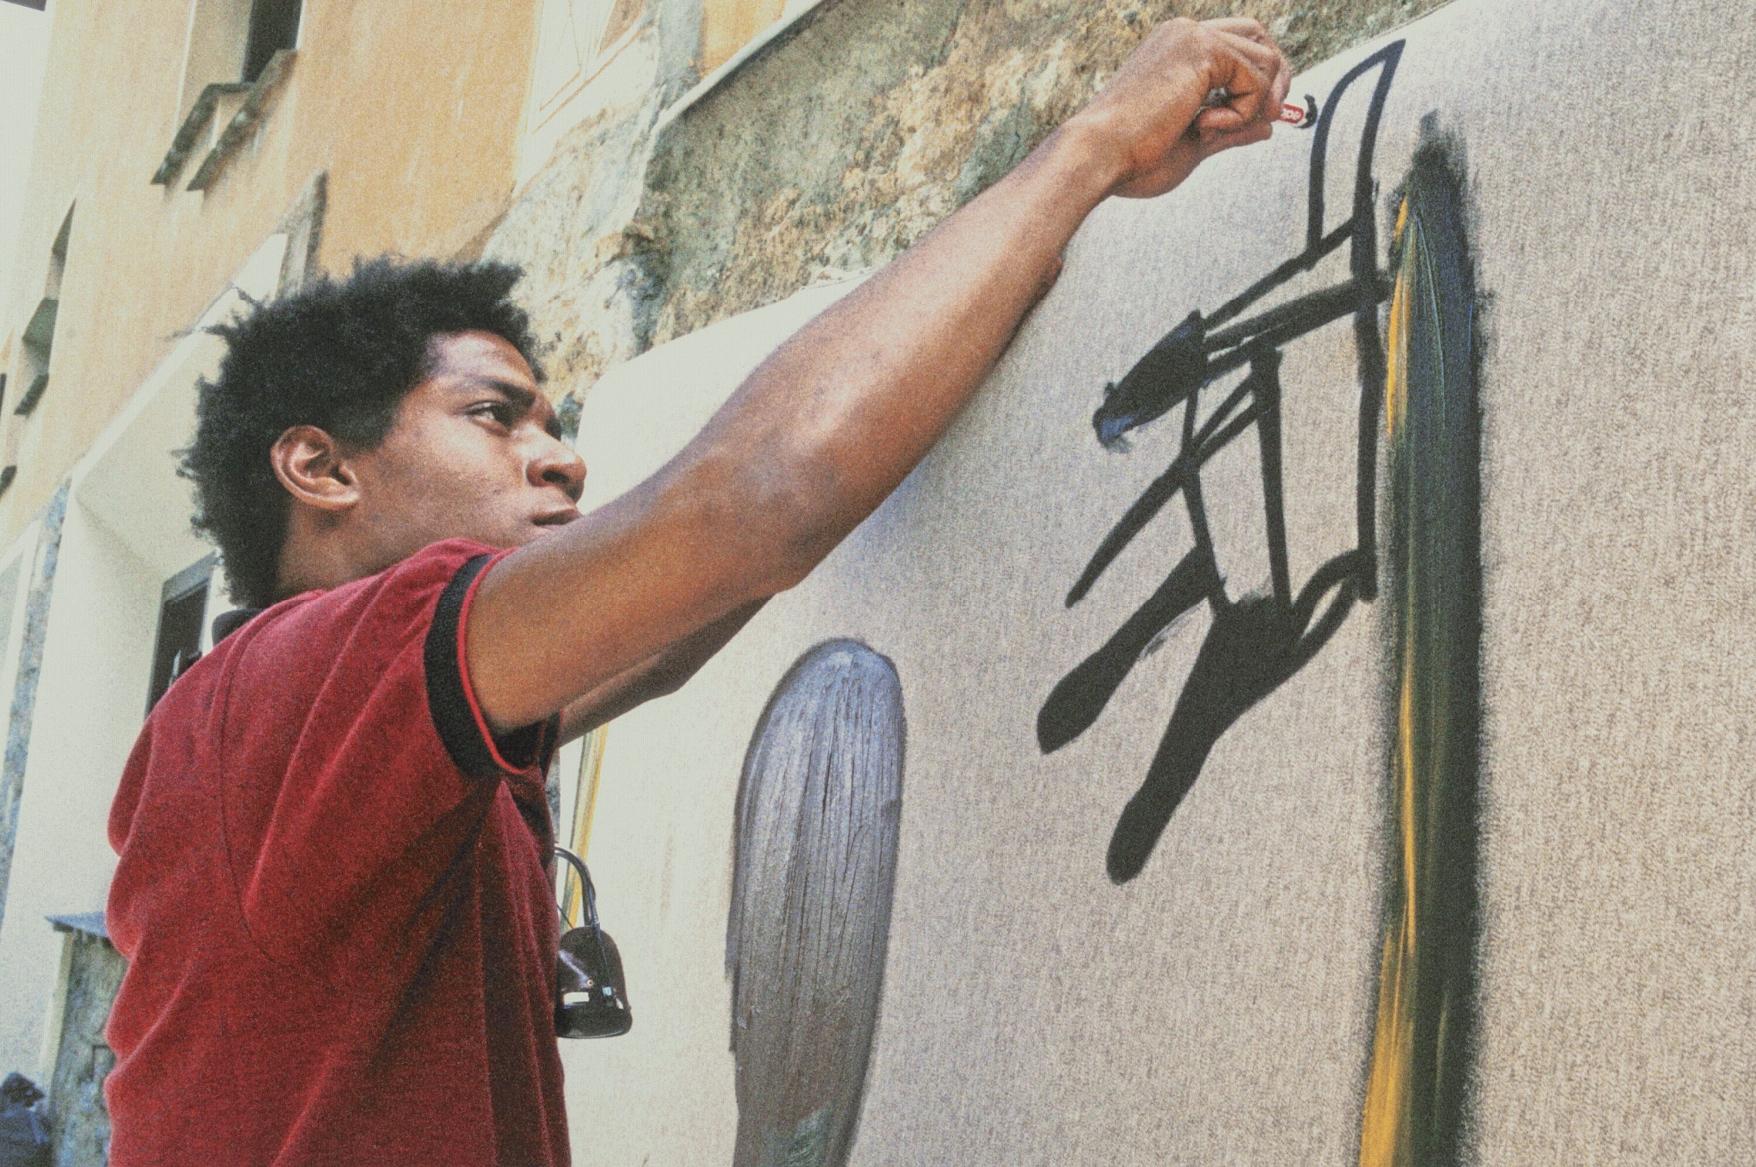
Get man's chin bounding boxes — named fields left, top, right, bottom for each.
left=521, top=521, right=571, bottom=544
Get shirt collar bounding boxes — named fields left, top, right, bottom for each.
left=212, top=608, right=262, bottom=644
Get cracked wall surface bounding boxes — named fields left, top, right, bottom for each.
left=488, top=0, right=1452, bottom=408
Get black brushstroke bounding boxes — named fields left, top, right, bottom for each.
left=1039, top=40, right=1406, bottom=884
left=1040, top=549, right=1219, bottom=752
left=1366, top=123, right=1484, bottom=1167
left=1094, top=311, right=1206, bottom=448
left=1107, top=551, right=1360, bottom=883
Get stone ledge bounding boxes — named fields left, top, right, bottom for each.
left=46, top=911, right=109, bottom=942
left=21, top=297, right=57, bottom=353
left=13, top=373, right=48, bottom=417
left=151, top=49, right=295, bottom=191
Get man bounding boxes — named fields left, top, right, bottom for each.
left=105, top=17, right=1291, bottom=1165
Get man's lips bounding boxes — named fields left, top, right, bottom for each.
left=532, top=509, right=580, bottom=527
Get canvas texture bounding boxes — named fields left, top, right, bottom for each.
left=559, top=0, right=1756, bottom=1161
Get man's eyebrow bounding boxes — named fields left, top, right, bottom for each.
left=457, top=375, right=563, bottom=439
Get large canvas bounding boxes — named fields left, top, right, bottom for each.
left=554, top=0, right=1756, bottom=1161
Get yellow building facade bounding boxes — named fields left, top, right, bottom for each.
left=0, top=0, right=538, bottom=546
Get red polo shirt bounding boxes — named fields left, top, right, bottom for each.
left=105, top=540, right=568, bottom=1165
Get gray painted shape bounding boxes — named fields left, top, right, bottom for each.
left=727, top=640, right=904, bottom=1167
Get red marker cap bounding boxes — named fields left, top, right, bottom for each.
left=1278, top=95, right=1318, bottom=128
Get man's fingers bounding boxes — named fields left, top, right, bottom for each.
left=1205, top=20, right=1290, bottom=125
left=1201, top=118, right=1274, bottom=157
left=1202, top=16, right=1275, bottom=44
left=1194, top=103, right=1248, bottom=135
left=1204, top=16, right=1289, bottom=74
left=1206, top=34, right=1276, bottom=123
left=1213, top=30, right=1280, bottom=87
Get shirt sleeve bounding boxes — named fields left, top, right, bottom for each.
left=215, top=539, right=553, bottom=990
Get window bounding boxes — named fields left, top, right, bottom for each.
left=242, top=0, right=302, bottom=84
left=527, top=0, right=644, bottom=129
left=144, top=556, right=216, bottom=714
left=178, top=0, right=302, bottom=115
left=156, top=0, right=302, bottom=189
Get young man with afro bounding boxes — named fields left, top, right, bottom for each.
left=104, top=19, right=1290, bottom=1165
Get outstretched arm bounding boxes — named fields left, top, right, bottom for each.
left=467, top=17, right=1292, bottom=733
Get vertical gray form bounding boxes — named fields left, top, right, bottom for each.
left=0, top=480, right=71, bottom=932
left=727, top=640, right=905, bottom=1167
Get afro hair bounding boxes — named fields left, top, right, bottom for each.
left=180, top=256, right=544, bottom=608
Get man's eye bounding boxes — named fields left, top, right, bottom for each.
left=471, top=403, right=514, bottom=425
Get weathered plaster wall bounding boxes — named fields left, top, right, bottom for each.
left=487, top=22, right=678, bottom=391
left=44, top=927, right=125, bottom=1167
left=488, top=0, right=1451, bottom=404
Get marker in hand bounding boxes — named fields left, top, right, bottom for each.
left=1204, top=88, right=1319, bottom=129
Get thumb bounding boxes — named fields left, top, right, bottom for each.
left=1194, top=103, right=1250, bottom=134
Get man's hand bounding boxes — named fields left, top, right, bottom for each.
left=1074, top=17, right=1292, bottom=200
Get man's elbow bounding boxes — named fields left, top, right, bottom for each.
left=710, top=448, right=843, bottom=596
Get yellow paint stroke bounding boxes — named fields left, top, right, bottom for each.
left=1360, top=645, right=1419, bottom=1166
left=561, top=726, right=609, bottom=927
left=1383, top=196, right=1412, bottom=438
left=1360, top=194, right=1418, bottom=1167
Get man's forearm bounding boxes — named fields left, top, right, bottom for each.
left=554, top=600, right=768, bottom=742
left=686, top=119, right=1126, bottom=570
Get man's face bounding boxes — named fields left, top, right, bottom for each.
left=345, top=330, right=585, bottom=565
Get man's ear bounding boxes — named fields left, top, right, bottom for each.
left=269, top=425, right=360, bottom=513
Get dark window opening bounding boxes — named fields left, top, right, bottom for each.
left=146, top=557, right=215, bottom=714
left=243, top=0, right=301, bottom=83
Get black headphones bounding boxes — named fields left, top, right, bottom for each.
left=553, top=846, right=633, bottom=1038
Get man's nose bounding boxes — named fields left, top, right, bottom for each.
left=529, top=434, right=587, bottom=501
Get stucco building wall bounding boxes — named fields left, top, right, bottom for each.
left=0, top=1, right=1543, bottom=1162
